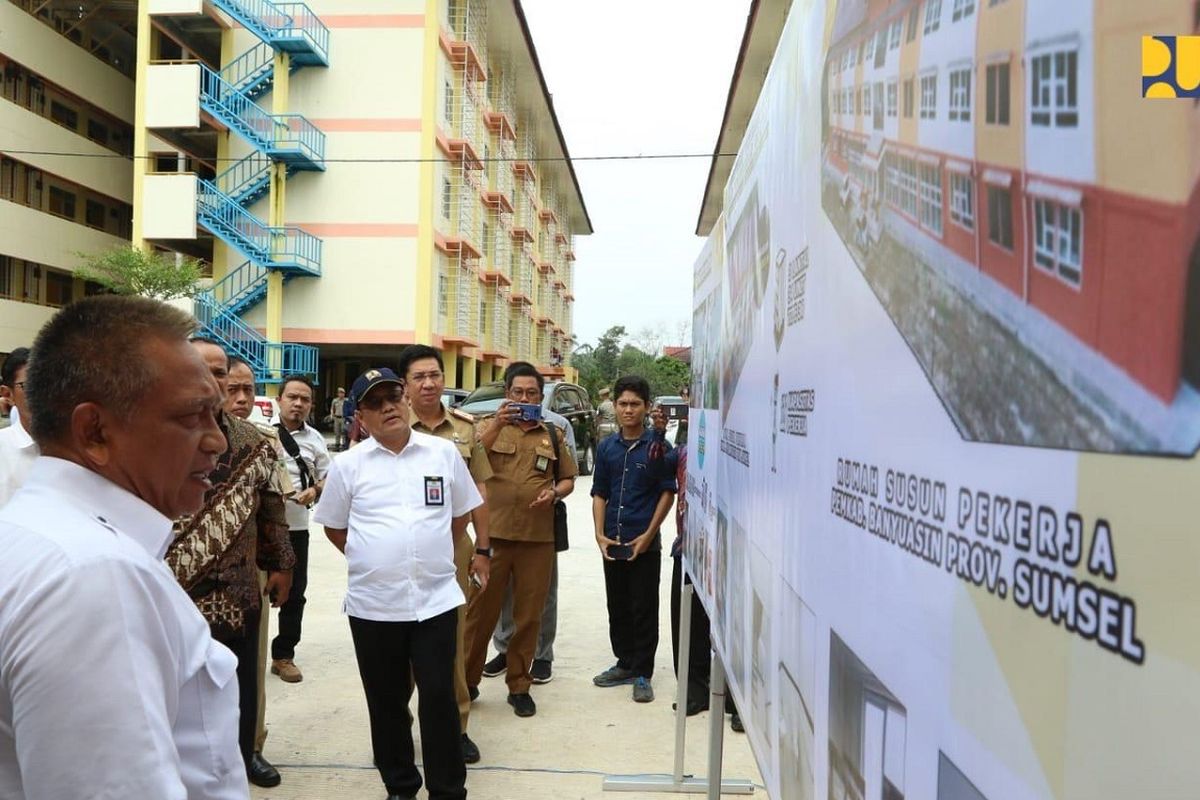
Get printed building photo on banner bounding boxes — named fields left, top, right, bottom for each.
left=937, top=752, right=989, bottom=800
left=713, top=504, right=729, bottom=643
left=828, top=633, right=907, bottom=800
left=693, top=227, right=725, bottom=412
left=726, top=513, right=750, bottom=693
left=721, top=178, right=772, bottom=423
left=778, top=578, right=817, bottom=800
left=818, top=0, right=1200, bottom=455
left=749, top=542, right=775, bottom=759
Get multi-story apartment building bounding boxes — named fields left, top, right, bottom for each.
left=0, top=1, right=137, bottom=357
left=12, top=0, right=590, bottom=394
left=822, top=0, right=1200, bottom=413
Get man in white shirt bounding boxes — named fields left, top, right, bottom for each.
left=270, top=374, right=332, bottom=683
left=0, top=348, right=37, bottom=507
left=0, top=294, right=244, bottom=799
left=315, top=367, right=483, bottom=800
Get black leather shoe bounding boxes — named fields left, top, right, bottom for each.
left=507, top=692, right=537, bottom=717
left=248, top=752, right=281, bottom=787
left=462, top=732, right=481, bottom=764
left=385, top=794, right=417, bottom=800
left=468, top=684, right=479, bottom=701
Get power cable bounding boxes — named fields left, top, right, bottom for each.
left=0, top=148, right=739, bottom=165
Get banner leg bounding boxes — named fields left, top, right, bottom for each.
left=674, top=580, right=694, bottom=784
left=707, top=651, right=727, bottom=800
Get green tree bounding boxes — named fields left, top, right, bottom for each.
left=77, top=246, right=203, bottom=300
left=593, top=325, right=626, bottom=385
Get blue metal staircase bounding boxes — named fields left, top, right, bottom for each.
left=186, top=0, right=329, bottom=384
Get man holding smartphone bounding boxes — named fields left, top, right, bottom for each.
left=463, top=362, right=577, bottom=718
left=591, top=375, right=678, bottom=704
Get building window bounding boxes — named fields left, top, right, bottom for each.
left=0, top=256, right=14, bottom=298
left=900, top=157, right=919, bottom=217
left=924, top=0, right=943, bottom=35
left=859, top=39, right=866, bottom=64
left=23, top=262, right=40, bottom=302
left=949, top=68, right=971, bottom=121
left=49, top=99, right=77, bottom=131
left=907, top=4, right=921, bottom=41
left=952, top=0, right=976, bottom=21
left=443, top=79, right=454, bottom=123
left=441, top=178, right=452, bottom=218
left=863, top=85, right=871, bottom=114
left=985, top=63, right=1011, bottom=125
left=482, top=221, right=491, bottom=259
left=920, top=72, right=938, bottom=119
left=1033, top=199, right=1083, bottom=286
left=85, top=198, right=105, bottom=229
left=864, top=35, right=874, bottom=64
left=949, top=173, right=974, bottom=229
left=874, top=29, right=888, bottom=67
left=45, top=269, right=73, bottom=307
left=919, top=162, right=943, bottom=236
left=48, top=185, right=75, bottom=218
left=890, top=20, right=902, bottom=50
left=887, top=80, right=898, bottom=117
left=885, top=153, right=899, bottom=207
left=856, top=87, right=862, bottom=115
left=904, top=78, right=915, bottom=117
left=1031, top=50, right=1078, bottom=127
left=987, top=185, right=1013, bottom=249
left=86, top=118, right=109, bottom=146
left=874, top=81, right=885, bottom=128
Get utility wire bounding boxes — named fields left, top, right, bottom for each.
left=0, top=148, right=740, bottom=164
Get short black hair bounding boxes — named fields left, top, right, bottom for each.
left=2, top=347, right=30, bottom=388
left=613, top=374, right=651, bottom=405
left=504, top=361, right=544, bottom=393
left=228, top=355, right=251, bottom=373
left=278, top=374, right=314, bottom=397
left=397, top=344, right=444, bottom=379
left=27, top=295, right=196, bottom=446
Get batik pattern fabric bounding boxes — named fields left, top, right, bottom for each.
left=166, top=414, right=294, bottom=638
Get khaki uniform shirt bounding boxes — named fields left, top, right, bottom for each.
left=409, top=407, right=494, bottom=485
left=486, top=421, right=578, bottom=542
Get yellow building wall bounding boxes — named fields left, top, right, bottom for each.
left=897, top=9, right=921, bottom=146
left=1095, top=1, right=1196, bottom=203
left=0, top=299, right=56, bottom=354
left=974, top=0, right=1025, bottom=170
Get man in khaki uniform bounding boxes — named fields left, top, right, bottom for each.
left=398, top=345, right=493, bottom=764
left=464, top=361, right=576, bottom=718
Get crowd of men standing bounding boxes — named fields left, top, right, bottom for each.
left=0, top=295, right=697, bottom=800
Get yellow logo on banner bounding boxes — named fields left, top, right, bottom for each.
left=1143, top=35, right=1200, bottom=97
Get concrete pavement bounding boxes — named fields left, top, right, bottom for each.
left=254, top=473, right=763, bottom=799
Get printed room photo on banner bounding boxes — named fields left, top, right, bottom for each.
left=687, top=0, right=1200, bottom=799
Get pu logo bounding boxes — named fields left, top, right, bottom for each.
left=1142, top=35, right=1200, bottom=98
left=364, top=369, right=381, bottom=379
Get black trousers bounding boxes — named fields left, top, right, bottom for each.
left=349, top=610, right=466, bottom=800
left=215, top=604, right=261, bottom=767
left=602, top=549, right=661, bottom=679
left=670, top=554, right=713, bottom=705
left=271, top=529, right=308, bottom=660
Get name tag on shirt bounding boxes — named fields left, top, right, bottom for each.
left=535, top=455, right=550, bottom=473
left=425, top=476, right=445, bottom=506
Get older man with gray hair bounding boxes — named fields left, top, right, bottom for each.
left=0, top=295, right=245, bottom=798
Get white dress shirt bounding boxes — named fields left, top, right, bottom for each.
left=272, top=420, right=331, bottom=531
left=314, top=431, right=483, bottom=622
left=0, top=413, right=37, bottom=508
left=0, top=458, right=247, bottom=800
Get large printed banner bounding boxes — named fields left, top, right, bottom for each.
left=686, top=2, right=1200, bottom=799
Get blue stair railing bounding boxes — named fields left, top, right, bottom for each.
left=220, top=42, right=276, bottom=99
left=195, top=291, right=318, bottom=384
left=200, top=66, right=325, bottom=168
left=211, top=261, right=270, bottom=316
left=197, top=179, right=322, bottom=274
left=215, top=152, right=272, bottom=205
left=209, top=0, right=329, bottom=65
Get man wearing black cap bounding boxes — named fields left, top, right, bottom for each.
left=314, top=368, right=484, bottom=800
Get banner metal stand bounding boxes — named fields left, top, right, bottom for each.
left=602, top=581, right=755, bottom=796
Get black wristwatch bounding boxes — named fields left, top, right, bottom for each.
left=475, top=547, right=493, bottom=558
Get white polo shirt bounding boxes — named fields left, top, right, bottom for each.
left=0, top=458, right=246, bottom=800
left=272, top=420, right=331, bottom=531
left=0, top=412, right=37, bottom=508
left=314, top=430, right=483, bottom=622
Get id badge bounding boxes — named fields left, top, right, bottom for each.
left=424, top=476, right=445, bottom=506
left=535, top=455, right=550, bottom=472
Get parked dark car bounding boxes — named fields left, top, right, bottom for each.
left=441, top=388, right=469, bottom=409
left=459, top=380, right=598, bottom=475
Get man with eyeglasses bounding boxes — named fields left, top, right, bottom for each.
left=396, top=345, right=493, bottom=764
left=314, top=368, right=483, bottom=800
left=0, top=347, right=37, bottom=507
left=463, top=361, right=577, bottom=718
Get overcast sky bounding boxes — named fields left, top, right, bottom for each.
left=521, top=0, right=752, bottom=351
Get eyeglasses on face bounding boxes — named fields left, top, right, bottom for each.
left=358, top=386, right=406, bottom=410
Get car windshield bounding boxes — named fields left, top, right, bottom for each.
left=459, top=383, right=507, bottom=415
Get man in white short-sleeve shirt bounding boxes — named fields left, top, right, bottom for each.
left=0, top=295, right=244, bottom=799
left=314, top=367, right=483, bottom=800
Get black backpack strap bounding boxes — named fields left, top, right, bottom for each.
left=545, top=421, right=561, bottom=481
left=274, top=423, right=314, bottom=490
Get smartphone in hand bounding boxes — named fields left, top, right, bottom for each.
left=607, top=543, right=634, bottom=560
